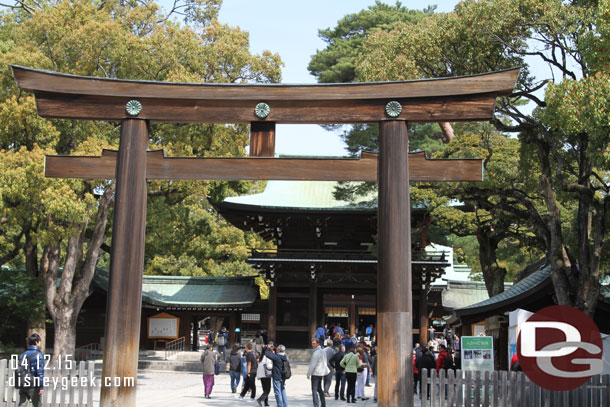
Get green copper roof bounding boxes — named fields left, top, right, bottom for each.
left=223, top=180, right=376, bottom=211
left=455, top=261, right=551, bottom=316
left=93, top=269, right=258, bottom=309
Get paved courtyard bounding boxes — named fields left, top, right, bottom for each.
left=92, top=370, right=422, bottom=406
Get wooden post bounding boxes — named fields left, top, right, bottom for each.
left=268, top=285, right=277, bottom=342
left=100, top=119, right=149, bottom=407
left=419, top=286, right=429, bottom=345
left=180, top=312, right=191, bottom=349
left=309, top=282, right=318, bottom=341
left=250, top=122, right=276, bottom=157
left=229, top=313, right=237, bottom=347
left=377, top=120, right=413, bottom=407
left=349, top=298, right=356, bottom=336
left=317, top=289, right=325, bottom=333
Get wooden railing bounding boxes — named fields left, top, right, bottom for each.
left=165, top=336, right=185, bottom=360
left=0, top=359, right=97, bottom=406
left=420, top=368, right=610, bottom=407
left=74, top=343, right=101, bottom=361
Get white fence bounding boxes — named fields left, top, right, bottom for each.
left=0, top=359, right=97, bottom=407
left=420, top=368, right=610, bottom=407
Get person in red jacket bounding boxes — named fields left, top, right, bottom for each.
left=413, top=351, right=420, bottom=394
left=435, top=345, right=452, bottom=372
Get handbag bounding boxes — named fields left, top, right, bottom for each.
left=214, top=360, right=220, bottom=375
left=264, top=356, right=273, bottom=378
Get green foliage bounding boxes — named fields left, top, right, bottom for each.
left=308, top=1, right=432, bottom=83
left=351, top=0, right=610, bottom=307
left=0, top=268, right=45, bottom=341
left=0, top=0, right=283, bottom=350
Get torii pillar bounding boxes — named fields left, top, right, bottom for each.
left=377, top=120, right=413, bottom=404
left=12, top=65, right=518, bottom=407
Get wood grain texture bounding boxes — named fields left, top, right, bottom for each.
left=31, top=92, right=497, bottom=123
left=12, top=65, right=519, bottom=123
left=13, top=65, right=519, bottom=99
left=44, top=150, right=484, bottom=182
left=250, top=121, right=276, bottom=157
left=377, top=312, right=412, bottom=407
left=100, top=119, right=148, bottom=407
left=377, top=121, right=413, bottom=406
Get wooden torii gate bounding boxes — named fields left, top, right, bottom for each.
left=12, top=65, right=518, bottom=407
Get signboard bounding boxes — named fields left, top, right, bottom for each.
left=147, top=312, right=179, bottom=339
left=461, top=336, right=494, bottom=371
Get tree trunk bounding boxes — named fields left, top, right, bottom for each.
left=439, top=122, right=455, bottom=143
left=52, top=309, right=77, bottom=362
left=477, top=229, right=506, bottom=298
left=27, top=315, right=47, bottom=353
left=535, top=136, right=574, bottom=306
left=45, top=184, right=115, bottom=361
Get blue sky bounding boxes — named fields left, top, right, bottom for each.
left=214, top=1, right=461, bottom=156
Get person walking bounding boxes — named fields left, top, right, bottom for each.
left=322, top=339, right=336, bottom=397
left=355, top=345, right=369, bottom=401
left=200, top=343, right=218, bottom=399
left=255, top=331, right=265, bottom=355
left=315, top=326, right=326, bottom=344
left=371, top=346, right=378, bottom=402
left=239, top=342, right=258, bottom=400
left=17, top=333, right=45, bottom=407
left=436, top=344, right=453, bottom=372
left=332, top=323, right=344, bottom=339
left=256, top=346, right=273, bottom=406
left=413, top=350, right=420, bottom=395
left=216, top=326, right=229, bottom=361
left=307, top=337, right=330, bottom=407
left=329, top=344, right=346, bottom=401
left=364, top=346, right=373, bottom=387
left=229, top=344, right=242, bottom=393
left=340, top=347, right=361, bottom=404
left=265, top=343, right=288, bottom=407
left=417, top=348, right=436, bottom=396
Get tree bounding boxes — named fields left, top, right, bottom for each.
left=0, top=0, right=282, bottom=358
left=356, top=0, right=610, bottom=315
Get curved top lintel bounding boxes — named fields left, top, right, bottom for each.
left=12, top=65, right=519, bottom=101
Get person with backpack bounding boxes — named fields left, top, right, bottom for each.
left=264, top=342, right=288, bottom=407
left=200, top=343, right=218, bottom=399
left=435, top=344, right=454, bottom=372
left=417, top=349, right=436, bottom=397
left=16, top=333, right=45, bottom=407
left=216, top=326, right=229, bottom=362
left=228, top=344, right=242, bottom=393
left=256, top=346, right=273, bottom=407
left=340, top=347, right=362, bottom=404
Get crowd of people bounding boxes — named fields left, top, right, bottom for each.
left=201, top=323, right=464, bottom=405
left=201, top=324, right=377, bottom=406
left=413, top=326, right=460, bottom=395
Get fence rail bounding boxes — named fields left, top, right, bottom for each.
left=0, top=358, right=97, bottom=407
left=420, top=368, right=610, bottom=407
left=74, top=343, right=101, bottom=361
left=165, top=336, right=185, bottom=360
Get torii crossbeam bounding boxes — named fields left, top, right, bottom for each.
left=13, top=65, right=518, bottom=407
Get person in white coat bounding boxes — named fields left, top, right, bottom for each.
left=307, top=337, right=330, bottom=407
left=355, top=345, right=369, bottom=400
left=256, top=347, right=273, bottom=407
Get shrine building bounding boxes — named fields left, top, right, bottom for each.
left=215, top=178, right=455, bottom=347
